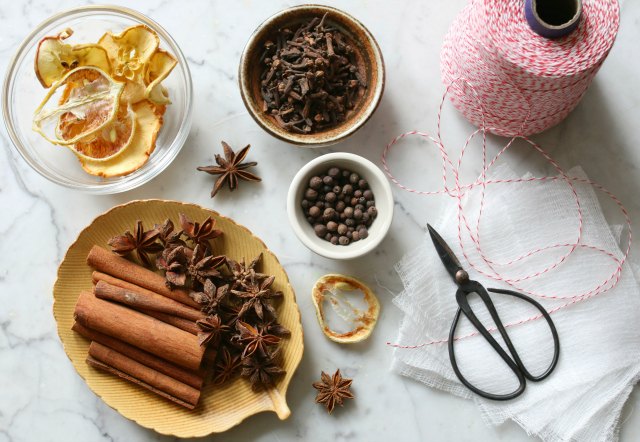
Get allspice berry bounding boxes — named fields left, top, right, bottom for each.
left=300, top=165, right=378, bottom=246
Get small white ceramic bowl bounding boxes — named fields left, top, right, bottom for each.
left=287, top=152, right=393, bottom=259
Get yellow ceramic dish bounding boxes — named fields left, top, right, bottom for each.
left=52, top=199, right=304, bottom=437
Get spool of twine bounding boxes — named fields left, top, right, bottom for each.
left=440, top=0, right=619, bottom=136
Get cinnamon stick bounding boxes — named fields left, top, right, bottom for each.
left=140, top=309, right=200, bottom=335
left=94, top=280, right=205, bottom=322
left=73, top=322, right=203, bottom=389
left=87, top=246, right=199, bottom=309
left=74, top=291, right=204, bottom=371
left=88, top=342, right=200, bottom=409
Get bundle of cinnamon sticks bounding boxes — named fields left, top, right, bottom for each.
left=73, top=245, right=209, bottom=409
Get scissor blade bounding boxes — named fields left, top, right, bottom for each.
left=427, top=224, right=463, bottom=281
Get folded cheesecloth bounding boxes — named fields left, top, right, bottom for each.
left=391, top=164, right=640, bottom=441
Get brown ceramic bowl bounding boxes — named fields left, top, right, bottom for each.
left=239, top=4, right=385, bottom=147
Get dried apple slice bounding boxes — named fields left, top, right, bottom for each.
left=71, top=103, right=136, bottom=161
left=35, top=28, right=111, bottom=88
left=32, top=66, right=124, bottom=146
left=311, top=274, right=380, bottom=344
left=98, top=25, right=159, bottom=81
left=79, top=100, right=165, bottom=177
left=144, top=49, right=177, bottom=104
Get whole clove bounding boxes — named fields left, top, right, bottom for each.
left=260, top=13, right=367, bottom=134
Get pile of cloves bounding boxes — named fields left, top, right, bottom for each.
left=259, top=13, right=367, bottom=134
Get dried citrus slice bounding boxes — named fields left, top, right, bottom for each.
left=33, top=66, right=124, bottom=146
left=311, top=274, right=380, bottom=344
left=71, top=103, right=136, bottom=161
left=144, top=49, right=177, bottom=104
left=35, top=28, right=111, bottom=88
left=79, top=100, right=165, bottom=177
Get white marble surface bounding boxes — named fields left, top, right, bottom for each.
left=2, top=0, right=640, bottom=441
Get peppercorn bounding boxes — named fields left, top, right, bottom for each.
left=358, top=227, right=369, bottom=239
left=354, top=209, right=363, bottom=220
left=301, top=199, right=310, bottom=209
left=339, top=236, right=350, bottom=245
left=344, top=207, right=354, bottom=218
left=305, top=188, right=318, bottom=200
left=363, top=189, right=373, bottom=200
left=336, top=201, right=346, bottom=212
left=352, top=231, right=360, bottom=241
left=325, top=232, right=332, bottom=241
left=309, top=176, right=322, bottom=189
left=327, top=221, right=338, bottom=232
left=338, top=224, right=348, bottom=235
left=333, top=185, right=342, bottom=194
left=368, top=206, right=377, bottom=217
left=325, top=192, right=337, bottom=203
left=309, top=206, right=321, bottom=218
left=314, top=224, right=327, bottom=237
left=330, top=236, right=339, bottom=245
left=354, top=190, right=363, bottom=198
left=323, top=176, right=334, bottom=186
left=345, top=218, right=355, bottom=227
left=328, top=167, right=340, bottom=178
left=358, top=179, right=368, bottom=189
left=349, top=173, right=359, bottom=184
left=342, top=184, right=353, bottom=195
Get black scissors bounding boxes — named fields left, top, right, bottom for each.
left=427, top=224, right=560, bottom=401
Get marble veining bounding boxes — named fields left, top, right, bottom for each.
left=2, top=0, right=640, bottom=441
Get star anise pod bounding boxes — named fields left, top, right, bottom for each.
left=179, top=213, right=223, bottom=250
left=154, top=219, right=186, bottom=250
left=190, top=279, right=229, bottom=314
left=227, top=254, right=268, bottom=288
left=108, top=220, right=163, bottom=267
left=196, top=314, right=230, bottom=347
left=236, top=320, right=280, bottom=358
left=258, top=319, right=291, bottom=337
left=232, top=275, right=283, bottom=320
left=156, top=245, right=190, bottom=288
left=312, top=369, right=354, bottom=414
left=197, top=141, right=262, bottom=198
left=188, top=245, right=226, bottom=286
left=241, top=349, right=286, bottom=391
left=212, top=346, right=242, bottom=385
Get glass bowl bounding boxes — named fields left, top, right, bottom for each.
left=2, top=5, right=193, bottom=194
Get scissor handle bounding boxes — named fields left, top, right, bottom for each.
left=448, top=281, right=560, bottom=400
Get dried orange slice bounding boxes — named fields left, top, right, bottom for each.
left=311, top=274, right=380, bottom=344
left=79, top=100, right=165, bottom=177
left=144, top=49, right=177, bottom=104
left=33, top=66, right=124, bottom=146
left=71, top=103, right=136, bottom=161
left=35, top=28, right=111, bottom=88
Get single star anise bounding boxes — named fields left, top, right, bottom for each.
left=236, top=320, right=280, bottom=358
left=190, top=279, right=229, bottom=314
left=312, top=369, right=354, bottom=414
left=108, top=220, right=164, bottom=268
left=227, top=254, right=268, bottom=289
left=212, top=346, right=242, bottom=385
left=197, top=141, right=262, bottom=198
left=179, top=213, right=223, bottom=250
left=196, top=314, right=229, bottom=347
left=154, top=219, right=186, bottom=250
left=258, top=319, right=291, bottom=337
left=188, top=245, right=226, bottom=286
left=156, top=245, right=190, bottom=288
left=241, top=349, right=286, bottom=391
left=232, top=275, right=283, bottom=320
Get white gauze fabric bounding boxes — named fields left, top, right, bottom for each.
left=391, top=165, right=640, bottom=442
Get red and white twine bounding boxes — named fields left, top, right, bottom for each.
left=385, top=0, right=628, bottom=349
left=441, top=0, right=619, bottom=137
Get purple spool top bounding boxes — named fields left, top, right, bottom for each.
left=525, top=0, right=583, bottom=39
